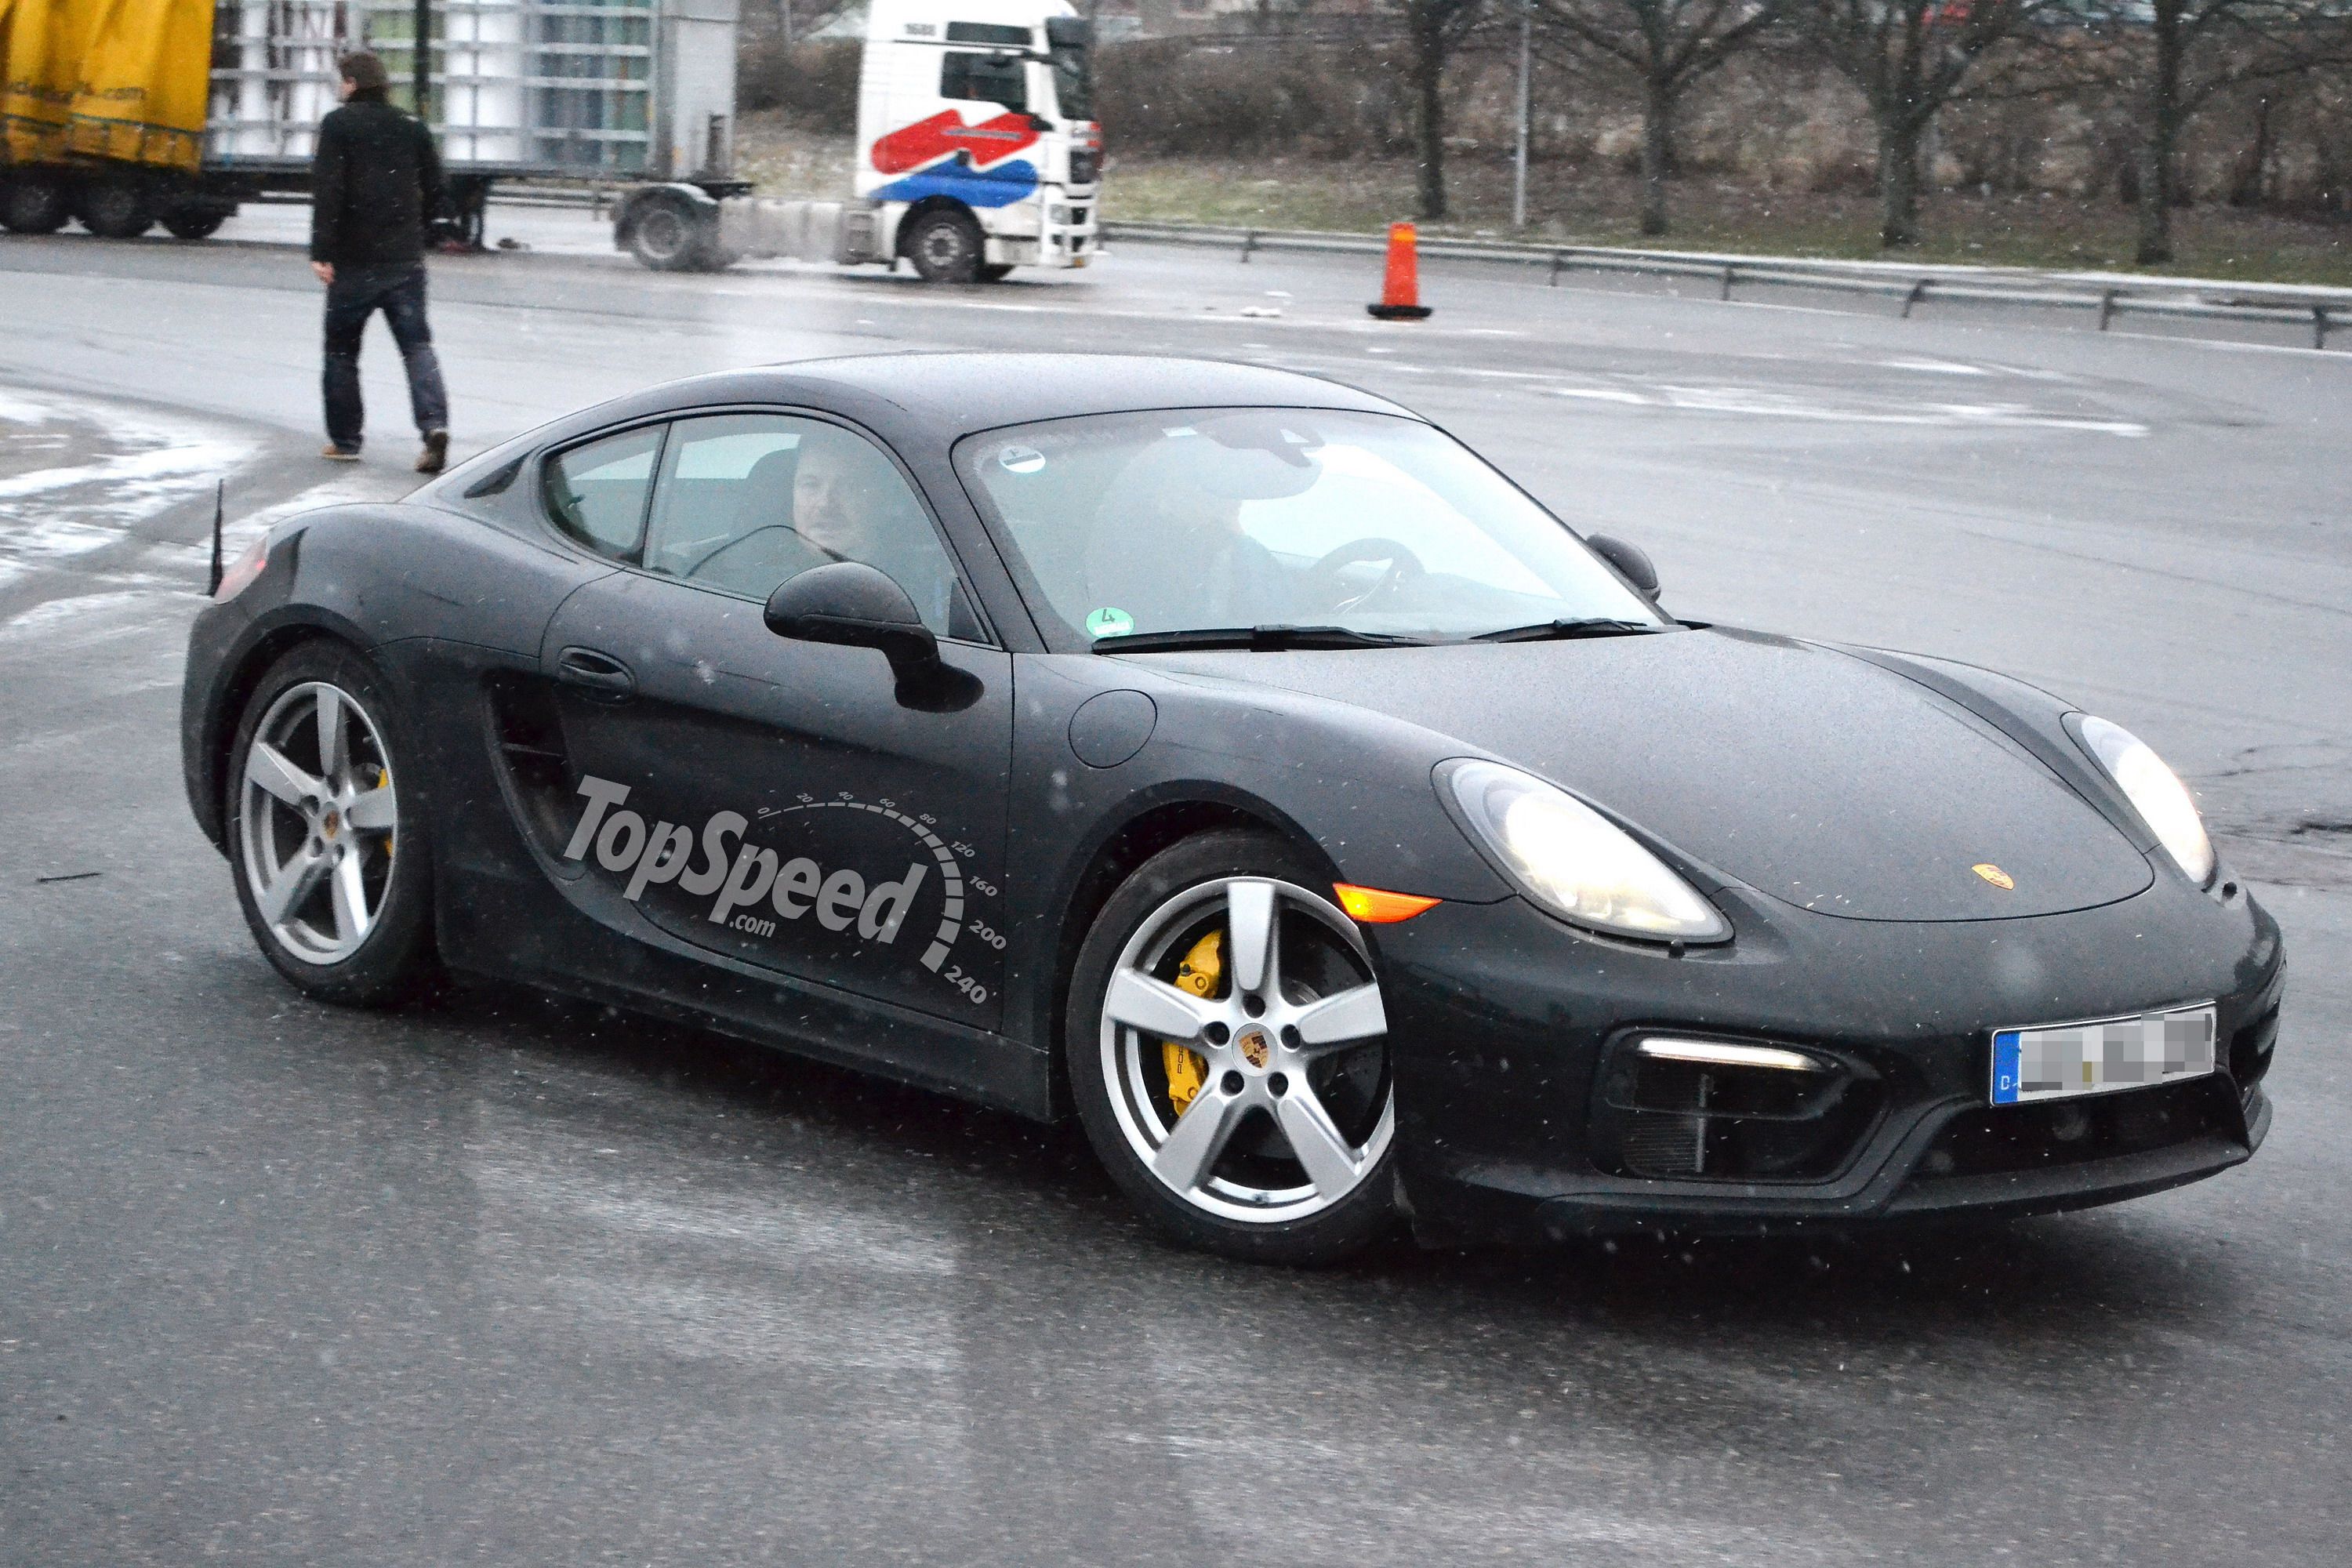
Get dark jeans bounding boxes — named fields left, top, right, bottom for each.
left=321, top=263, right=448, bottom=450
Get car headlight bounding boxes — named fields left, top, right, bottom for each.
left=1439, top=760, right=1729, bottom=942
left=2070, top=714, right=2214, bottom=886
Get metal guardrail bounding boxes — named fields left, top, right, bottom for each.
left=272, top=189, right=2339, bottom=347
left=1101, top=221, right=2348, bottom=350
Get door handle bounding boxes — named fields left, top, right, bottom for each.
left=556, top=645, right=635, bottom=699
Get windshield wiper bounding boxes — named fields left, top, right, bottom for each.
left=1468, top=618, right=1671, bottom=644
left=1092, top=625, right=1431, bottom=653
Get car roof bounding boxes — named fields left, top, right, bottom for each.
left=763, top=353, right=1413, bottom=433
left=423, top=354, right=1421, bottom=513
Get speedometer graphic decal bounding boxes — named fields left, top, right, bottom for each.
left=768, top=798, right=967, bottom=973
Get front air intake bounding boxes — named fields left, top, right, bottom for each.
left=1592, top=1035, right=1883, bottom=1181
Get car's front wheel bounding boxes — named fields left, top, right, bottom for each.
left=226, top=644, right=437, bottom=1006
left=1069, top=831, right=1399, bottom=1264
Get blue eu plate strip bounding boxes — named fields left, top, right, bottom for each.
left=1991, top=1031, right=2023, bottom=1105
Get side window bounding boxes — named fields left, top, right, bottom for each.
left=941, top=52, right=1027, bottom=113
left=543, top=424, right=663, bottom=561
left=641, top=412, right=969, bottom=637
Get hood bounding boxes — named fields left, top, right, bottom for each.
left=1134, top=628, right=2154, bottom=923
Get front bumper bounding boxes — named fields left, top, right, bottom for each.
left=985, top=188, right=1099, bottom=270
left=1374, top=873, right=2285, bottom=1243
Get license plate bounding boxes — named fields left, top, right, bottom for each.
left=1991, top=1004, right=2216, bottom=1105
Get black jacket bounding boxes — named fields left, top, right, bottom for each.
left=310, top=96, right=443, bottom=267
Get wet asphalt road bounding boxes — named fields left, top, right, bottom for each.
left=2, top=219, right=2349, bottom=1566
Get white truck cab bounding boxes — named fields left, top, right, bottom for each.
left=619, top=0, right=1102, bottom=281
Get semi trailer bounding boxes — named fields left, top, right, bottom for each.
left=0, top=0, right=745, bottom=242
left=0, top=0, right=1100, bottom=281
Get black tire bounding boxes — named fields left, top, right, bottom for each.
left=625, top=194, right=719, bottom=272
left=75, top=179, right=158, bottom=239
left=903, top=208, right=984, bottom=283
left=225, top=642, right=440, bottom=1008
left=1, top=176, right=70, bottom=235
left=976, top=263, right=1014, bottom=283
left=162, top=207, right=228, bottom=241
left=1067, top=829, right=1401, bottom=1265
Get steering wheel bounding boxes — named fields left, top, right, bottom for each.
left=1303, top=538, right=1426, bottom=614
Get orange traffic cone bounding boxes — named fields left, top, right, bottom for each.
left=1367, top=223, right=1433, bottom=321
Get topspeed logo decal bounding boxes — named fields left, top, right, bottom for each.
left=564, top=776, right=974, bottom=975
left=868, top=110, right=1040, bottom=209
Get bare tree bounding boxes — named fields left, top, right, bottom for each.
left=2092, top=0, right=2349, bottom=263
left=1402, top=0, right=1489, bottom=220
left=1537, top=0, right=1784, bottom=235
left=1793, top=0, right=2054, bottom=247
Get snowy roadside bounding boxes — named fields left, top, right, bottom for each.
left=0, top=383, right=400, bottom=643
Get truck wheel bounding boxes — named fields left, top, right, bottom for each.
left=162, top=207, right=229, bottom=241
left=626, top=194, right=717, bottom=272
left=977, top=263, right=1014, bottom=283
left=1, top=176, right=70, bottom=234
left=905, top=209, right=983, bottom=283
left=77, top=179, right=158, bottom=239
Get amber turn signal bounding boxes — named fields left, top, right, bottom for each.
left=1333, top=883, right=1441, bottom=924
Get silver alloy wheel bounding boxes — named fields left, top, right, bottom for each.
left=1098, top=876, right=1395, bottom=1224
left=238, top=681, right=399, bottom=966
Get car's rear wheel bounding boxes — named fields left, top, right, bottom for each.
left=227, top=644, right=437, bottom=1006
left=1068, top=831, right=1399, bottom=1264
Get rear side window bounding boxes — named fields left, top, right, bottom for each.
left=941, top=52, right=1026, bottom=113
left=543, top=425, right=664, bottom=561
left=641, top=412, right=971, bottom=638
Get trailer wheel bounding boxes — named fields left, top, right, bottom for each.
left=162, top=208, right=229, bottom=241
left=977, top=263, right=1014, bottom=283
left=77, top=179, right=158, bottom=240
left=904, top=209, right=983, bottom=284
left=626, top=193, right=718, bottom=272
left=1, top=176, right=71, bottom=235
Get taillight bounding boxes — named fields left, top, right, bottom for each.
left=213, top=535, right=267, bottom=602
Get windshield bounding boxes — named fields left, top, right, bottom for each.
left=1044, top=17, right=1092, bottom=122
left=955, top=408, right=1664, bottom=647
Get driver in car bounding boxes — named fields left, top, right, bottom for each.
left=783, top=430, right=955, bottom=630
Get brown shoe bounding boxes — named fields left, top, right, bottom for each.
left=321, top=444, right=361, bottom=462
left=416, top=430, right=449, bottom=474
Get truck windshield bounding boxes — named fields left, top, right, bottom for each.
left=1044, top=18, right=1093, bottom=122
left=956, top=408, right=1666, bottom=647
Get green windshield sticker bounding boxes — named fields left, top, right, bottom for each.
left=1085, top=607, right=1135, bottom=638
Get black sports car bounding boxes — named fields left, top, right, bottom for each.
left=181, top=354, right=2284, bottom=1262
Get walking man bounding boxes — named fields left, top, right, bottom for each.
left=310, top=52, right=450, bottom=473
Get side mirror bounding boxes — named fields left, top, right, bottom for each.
left=764, top=562, right=980, bottom=713
left=1585, top=533, right=1660, bottom=598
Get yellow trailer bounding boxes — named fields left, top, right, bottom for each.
left=63, top=0, right=215, bottom=176
left=2, top=0, right=209, bottom=234
left=2, top=0, right=107, bottom=167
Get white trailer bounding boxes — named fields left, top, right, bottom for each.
left=615, top=0, right=1102, bottom=281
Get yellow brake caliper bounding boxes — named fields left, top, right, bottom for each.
left=1162, top=929, right=1222, bottom=1116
